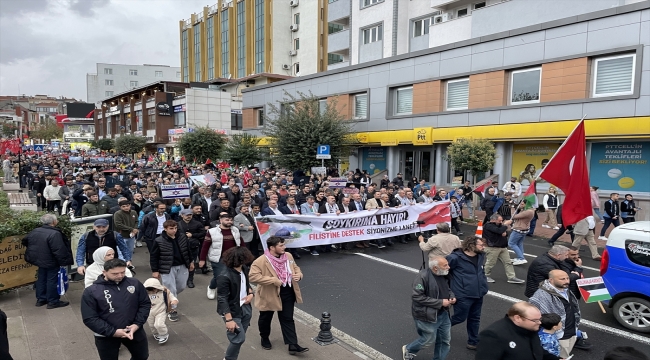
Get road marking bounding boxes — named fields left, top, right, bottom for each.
left=293, top=308, right=392, bottom=360
left=508, top=250, right=600, bottom=272
left=356, top=253, right=650, bottom=346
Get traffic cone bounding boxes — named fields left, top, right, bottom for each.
left=475, top=220, right=484, bottom=238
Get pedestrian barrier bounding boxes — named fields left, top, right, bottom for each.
left=475, top=220, right=483, bottom=238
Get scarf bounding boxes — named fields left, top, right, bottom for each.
left=264, top=250, right=292, bottom=287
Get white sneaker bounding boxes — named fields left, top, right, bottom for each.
left=598, top=236, right=608, bottom=240
left=486, top=277, right=495, bottom=283
left=513, top=259, right=528, bottom=265
left=136, top=241, right=143, bottom=247
left=542, top=224, right=551, bottom=229
left=158, top=334, right=169, bottom=344
left=552, top=226, right=560, bottom=230
left=207, top=286, right=216, bottom=300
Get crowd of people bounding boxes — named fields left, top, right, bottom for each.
left=6, top=151, right=644, bottom=360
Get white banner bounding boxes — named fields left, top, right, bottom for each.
left=256, top=201, right=450, bottom=248
left=190, top=174, right=216, bottom=187
left=161, top=184, right=191, bottom=199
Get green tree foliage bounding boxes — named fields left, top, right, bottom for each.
left=115, top=134, right=147, bottom=156
left=177, top=127, right=227, bottom=163
left=223, top=133, right=263, bottom=167
left=91, top=138, right=115, bottom=151
left=262, top=92, right=354, bottom=171
left=446, top=138, right=496, bottom=179
left=30, top=119, right=62, bottom=141
left=1, top=123, right=17, bottom=137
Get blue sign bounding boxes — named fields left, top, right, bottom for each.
left=589, top=141, right=649, bottom=193
left=361, top=147, right=386, bottom=175
left=34, top=144, right=44, bottom=152
left=157, top=147, right=165, bottom=154
left=317, top=145, right=330, bottom=155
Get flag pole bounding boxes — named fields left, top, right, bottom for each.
left=598, top=301, right=606, bottom=313
left=535, top=114, right=587, bottom=181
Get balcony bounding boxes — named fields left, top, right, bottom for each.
left=328, top=0, right=350, bottom=21
left=429, top=13, right=472, bottom=48
left=431, top=0, right=461, bottom=8
left=328, top=29, right=350, bottom=53
left=328, top=61, right=350, bottom=71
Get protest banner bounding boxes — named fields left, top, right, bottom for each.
left=161, top=183, right=191, bottom=199
left=256, top=201, right=450, bottom=249
left=329, top=178, right=349, bottom=188
left=190, top=175, right=216, bottom=187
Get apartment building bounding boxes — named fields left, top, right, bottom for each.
left=179, top=0, right=327, bottom=82
left=86, top=63, right=181, bottom=105
left=242, top=1, right=650, bottom=215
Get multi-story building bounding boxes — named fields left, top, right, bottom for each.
left=86, top=63, right=181, bottom=105
left=243, top=0, right=650, bottom=217
left=179, top=0, right=328, bottom=82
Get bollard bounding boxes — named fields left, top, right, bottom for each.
left=314, top=312, right=339, bottom=346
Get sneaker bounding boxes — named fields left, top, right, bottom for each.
left=153, top=334, right=160, bottom=341
left=168, top=311, right=179, bottom=322
left=207, top=286, right=216, bottom=299
left=553, top=226, right=560, bottom=230
left=512, top=259, right=527, bottom=266
left=136, top=241, right=143, bottom=247
left=466, top=344, right=477, bottom=350
left=486, top=277, right=495, bottom=283
left=598, top=236, right=608, bottom=240
left=457, top=232, right=464, bottom=235
left=158, top=334, right=169, bottom=344
left=311, top=250, right=319, bottom=256
left=402, top=345, right=416, bottom=360
left=600, top=220, right=605, bottom=223
left=542, top=224, right=551, bottom=229
left=261, top=337, right=272, bottom=350
left=507, top=277, right=525, bottom=284
left=47, top=301, right=70, bottom=309
left=378, top=244, right=386, bottom=249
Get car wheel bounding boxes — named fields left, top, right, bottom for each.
left=613, top=297, right=650, bottom=333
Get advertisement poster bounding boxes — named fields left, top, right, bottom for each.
left=511, top=143, right=560, bottom=188
left=361, top=147, right=386, bottom=175
left=256, top=201, right=450, bottom=249
left=589, top=142, right=649, bottom=193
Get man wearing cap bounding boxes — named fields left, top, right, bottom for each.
left=76, top=219, right=132, bottom=277
left=178, top=209, right=206, bottom=288
left=113, top=199, right=139, bottom=256
left=199, top=212, right=243, bottom=300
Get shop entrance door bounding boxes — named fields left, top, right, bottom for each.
left=401, top=149, right=433, bottom=183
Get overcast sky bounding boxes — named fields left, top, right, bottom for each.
left=0, top=0, right=208, bottom=102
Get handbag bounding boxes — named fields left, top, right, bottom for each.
left=57, top=266, right=69, bottom=296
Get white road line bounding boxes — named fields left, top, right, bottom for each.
left=356, top=253, right=650, bottom=346
left=508, top=250, right=601, bottom=272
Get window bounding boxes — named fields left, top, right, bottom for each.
left=319, top=99, right=327, bottom=115
left=135, top=110, right=143, bottom=131
left=194, top=23, right=202, bottom=80
left=294, top=13, right=300, bottom=24
left=446, top=78, right=470, bottom=110
left=625, top=240, right=650, bottom=268
left=221, top=10, right=230, bottom=78
left=236, top=2, right=246, bottom=78
left=129, top=69, right=138, bottom=76
left=130, top=81, right=138, bottom=87
left=148, top=108, right=156, bottom=126
left=362, top=24, right=382, bottom=44
left=474, top=1, right=486, bottom=9
left=105, top=91, right=113, bottom=97
left=125, top=113, right=131, bottom=132
left=362, top=0, right=380, bottom=7
left=295, top=63, right=300, bottom=75
left=329, top=22, right=344, bottom=34
left=457, top=8, right=468, bottom=17
left=155, top=71, right=163, bottom=78
left=207, top=16, right=215, bottom=79
left=257, top=109, right=264, bottom=126
left=294, top=38, right=300, bottom=50
left=231, top=112, right=243, bottom=130
left=255, top=0, right=265, bottom=74
left=593, top=54, right=635, bottom=97
left=105, top=79, right=113, bottom=86
left=328, top=53, right=344, bottom=65
left=182, top=30, right=189, bottom=81
left=395, top=86, right=413, bottom=115
left=510, top=68, right=541, bottom=104
left=104, top=68, right=113, bottom=75
left=87, top=125, right=95, bottom=134
left=106, top=118, right=112, bottom=136
left=413, top=17, right=431, bottom=37
left=174, top=111, right=186, bottom=127
left=354, top=93, right=368, bottom=119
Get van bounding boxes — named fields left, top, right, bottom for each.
left=600, top=221, right=650, bottom=333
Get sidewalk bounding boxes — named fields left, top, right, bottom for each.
left=1, top=255, right=369, bottom=360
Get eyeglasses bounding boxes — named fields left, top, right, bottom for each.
left=520, top=316, right=542, bottom=324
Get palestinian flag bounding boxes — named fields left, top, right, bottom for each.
left=472, top=175, right=498, bottom=198
left=205, top=158, right=212, bottom=165
left=523, top=180, right=539, bottom=210
left=577, top=277, right=612, bottom=303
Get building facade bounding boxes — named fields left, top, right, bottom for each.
left=179, top=0, right=328, bottom=83
left=242, top=1, right=650, bottom=216
left=86, top=63, right=181, bottom=105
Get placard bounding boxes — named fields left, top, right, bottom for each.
left=0, top=236, right=37, bottom=290
left=329, top=178, right=349, bottom=188
left=576, top=277, right=612, bottom=303
left=161, top=183, right=191, bottom=199
left=311, top=167, right=327, bottom=175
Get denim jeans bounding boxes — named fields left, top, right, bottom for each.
left=464, top=199, right=474, bottom=217
left=508, top=231, right=526, bottom=260
left=36, top=267, right=60, bottom=304
left=224, top=304, right=252, bottom=360
left=451, top=297, right=483, bottom=346
left=600, top=217, right=620, bottom=236
left=593, top=208, right=603, bottom=221
left=406, top=312, right=451, bottom=360
left=527, top=217, right=537, bottom=236
left=209, top=261, right=226, bottom=289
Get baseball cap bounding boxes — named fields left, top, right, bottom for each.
left=180, top=209, right=193, bottom=216
left=94, top=219, right=109, bottom=226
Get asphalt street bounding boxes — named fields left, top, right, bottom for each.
left=292, top=223, right=650, bottom=360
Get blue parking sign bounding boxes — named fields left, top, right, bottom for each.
left=317, top=145, right=330, bottom=155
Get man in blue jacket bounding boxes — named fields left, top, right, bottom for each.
left=446, top=237, right=488, bottom=351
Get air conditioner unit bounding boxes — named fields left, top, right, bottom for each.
left=289, top=50, right=297, bottom=56
left=290, top=24, right=299, bottom=32
left=290, top=0, right=299, bottom=7
left=282, top=64, right=291, bottom=70
left=221, top=1, right=230, bottom=10
left=433, top=13, right=449, bottom=23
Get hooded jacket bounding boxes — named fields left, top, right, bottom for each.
left=81, top=275, right=150, bottom=337
left=446, top=248, right=488, bottom=299
left=143, top=278, right=177, bottom=316
left=529, top=280, right=581, bottom=339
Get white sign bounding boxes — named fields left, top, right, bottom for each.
left=329, top=178, right=348, bottom=188
left=161, top=184, right=191, bottom=199
left=311, top=167, right=327, bottom=175
left=316, top=154, right=332, bottom=159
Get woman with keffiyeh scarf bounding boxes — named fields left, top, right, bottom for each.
left=249, top=236, right=309, bottom=355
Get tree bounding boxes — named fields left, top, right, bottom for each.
left=30, top=119, right=62, bottom=141
left=446, top=138, right=496, bottom=181
left=223, top=133, right=263, bottom=167
left=1, top=123, right=17, bottom=137
left=177, top=127, right=227, bottom=163
left=263, top=91, right=354, bottom=171
left=115, top=134, right=147, bottom=157
left=91, top=138, right=115, bottom=151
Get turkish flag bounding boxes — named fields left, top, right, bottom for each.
left=537, top=120, right=591, bottom=226
left=416, top=201, right=451, bottom=228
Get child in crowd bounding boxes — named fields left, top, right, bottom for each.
left=449, top=196, right=463, bottom=236
left=144, top=278, right=178, bottom=345
left=538, top=313, right=562, bottom=357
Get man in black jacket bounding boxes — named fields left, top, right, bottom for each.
left=483, top=214, right=524, bottom=284
left=21, top=214, right=73, bottom=309
left=217, top=247, right=255, bottom=360
left=475, top=302, right=560, bottom=360
left=81, top=258, right=150, bottom=360
left=178, top=209, right=206, bottom=288
left=139, top=202, right=171, bottom=252
left=524, top=245, right=571, bottom=298
left=150, top=220, right=194, bottom=322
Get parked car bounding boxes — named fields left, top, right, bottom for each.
left=600, top=221, right=650, bottom=333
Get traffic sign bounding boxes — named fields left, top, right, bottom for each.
left=34, top=144, right=44, bottom=152
left=316, top=145, right=331, bottom=159
left=157, top=147, right=165, bottom=154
